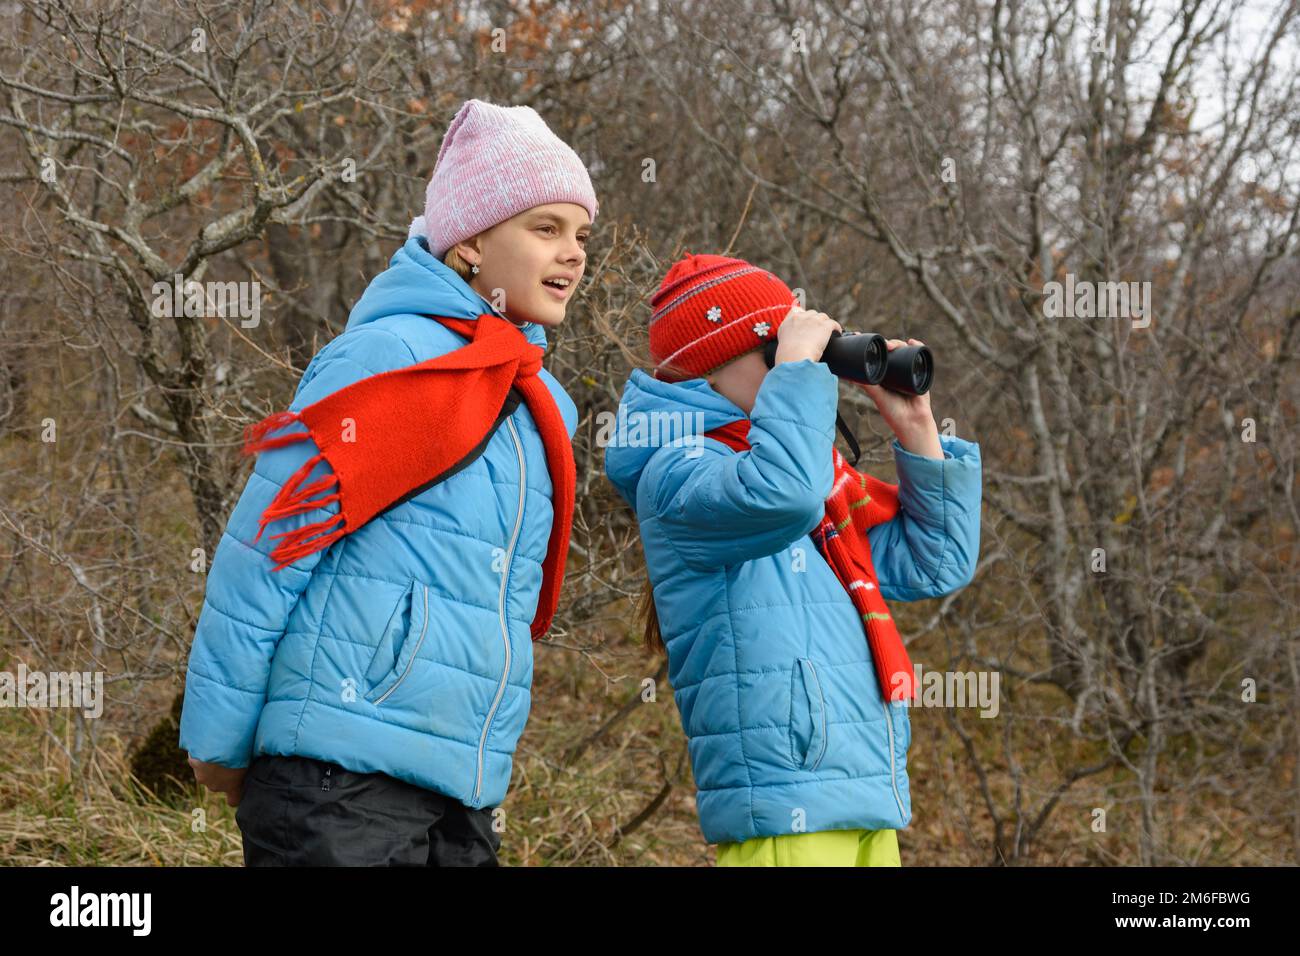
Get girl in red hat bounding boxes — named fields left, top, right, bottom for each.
left=605, top=254, right=983, bottom=865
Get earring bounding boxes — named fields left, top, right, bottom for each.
left=471, top=264, right=480, bottom=275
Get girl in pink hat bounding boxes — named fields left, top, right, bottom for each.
left=183, top=99, right=598, bottom=866
left=407, top=98, right=598, bottom=325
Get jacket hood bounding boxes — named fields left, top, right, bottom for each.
left=604, top=368, right=748, bottom=508
left=345, top=236, right=548, bottom=349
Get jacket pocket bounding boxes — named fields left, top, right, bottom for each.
left=788, top=657, right=829, bottom=771
left=891, top=699, right=912, bottom=757
left=363, top=580, right=431, bottom=705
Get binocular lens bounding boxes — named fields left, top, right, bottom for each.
left=881, top=345, right=933, bottom=395
left=862, top=336, right=887, bottom=384
left=914, top=348, right=933, bottom=391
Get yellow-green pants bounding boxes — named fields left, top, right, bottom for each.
left=715, top=828, right=901, bottom=867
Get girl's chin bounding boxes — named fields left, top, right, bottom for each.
left=517, top=303, right=567, bottom=327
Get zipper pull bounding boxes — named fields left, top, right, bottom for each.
left=321, top=766, right=332, bottom=791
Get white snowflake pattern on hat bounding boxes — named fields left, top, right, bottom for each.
left=753, top=321, right=771, bottom=337
left=705, top=305, right=722, bottom=323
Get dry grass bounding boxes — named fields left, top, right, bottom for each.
left=2, top=632, right=1279, bottom=867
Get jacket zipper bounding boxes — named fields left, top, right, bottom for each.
left=882, top=699, right=906, bottom=820
left=473, top=416, right=526, bottom=802
left=371, top=584, right=431, bottom=706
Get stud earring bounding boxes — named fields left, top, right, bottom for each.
left=471, top=263, right=480, bottom=275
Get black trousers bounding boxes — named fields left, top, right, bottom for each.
left=235, top=754, right=502, bottom=866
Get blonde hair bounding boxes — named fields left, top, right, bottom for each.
left=442, top=244, right=475, bottom=281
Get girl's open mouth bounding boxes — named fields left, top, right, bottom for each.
left=541, top=277, right=573, bottom=300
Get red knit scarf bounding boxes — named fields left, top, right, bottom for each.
left=703, top=420, right=916, bottom=701
left=241, top=313, right=575, bottom=641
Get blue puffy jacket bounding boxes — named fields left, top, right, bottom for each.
left=603, top=359, right=981, bottom=844
left=179, top=236, right=577, bottom=809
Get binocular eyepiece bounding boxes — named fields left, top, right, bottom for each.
left=762, top=331, right=933, bottom=395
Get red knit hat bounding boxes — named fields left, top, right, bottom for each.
left=648, top=253, right=797, bottom=381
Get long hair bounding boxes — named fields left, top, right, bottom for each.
left=637, top=576, right=666, bottom=656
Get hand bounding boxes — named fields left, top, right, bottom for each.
left=858, top=338, right=942, bottom=459
left=188, top=755, right=248, bottom=807
left=774, top=306, right=842, bottom=365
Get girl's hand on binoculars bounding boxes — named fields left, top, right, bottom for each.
left=773, top=306, right=842, bottom=365
left=859, top=339, right=943, bottom=459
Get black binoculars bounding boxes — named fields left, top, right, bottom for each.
left=762, top=331, right=933, bottom=395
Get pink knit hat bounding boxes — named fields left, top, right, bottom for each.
left=407, top=99, right=599, bottom=259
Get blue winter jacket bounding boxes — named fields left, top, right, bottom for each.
left=604, top=359, right=982, bottom=844
left=179, top=236, right=577, bottom=809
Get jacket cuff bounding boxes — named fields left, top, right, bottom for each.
left=891, top=433, right=982, bottom=522
left=178, top=668, right=261, bottom=769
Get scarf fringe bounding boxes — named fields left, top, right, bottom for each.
left=264, top=513, right=347, bottom=571
left=243, top=409, right=306, bottom=454
left=250, top=448, right=344, bottom=564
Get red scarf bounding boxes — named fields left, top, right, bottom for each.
left=704, top=420, right=915, bottom=701
left=241, top=313, right=575, bottom=641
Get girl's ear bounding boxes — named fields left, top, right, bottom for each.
left=451, top=230, right=486, bottom=264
